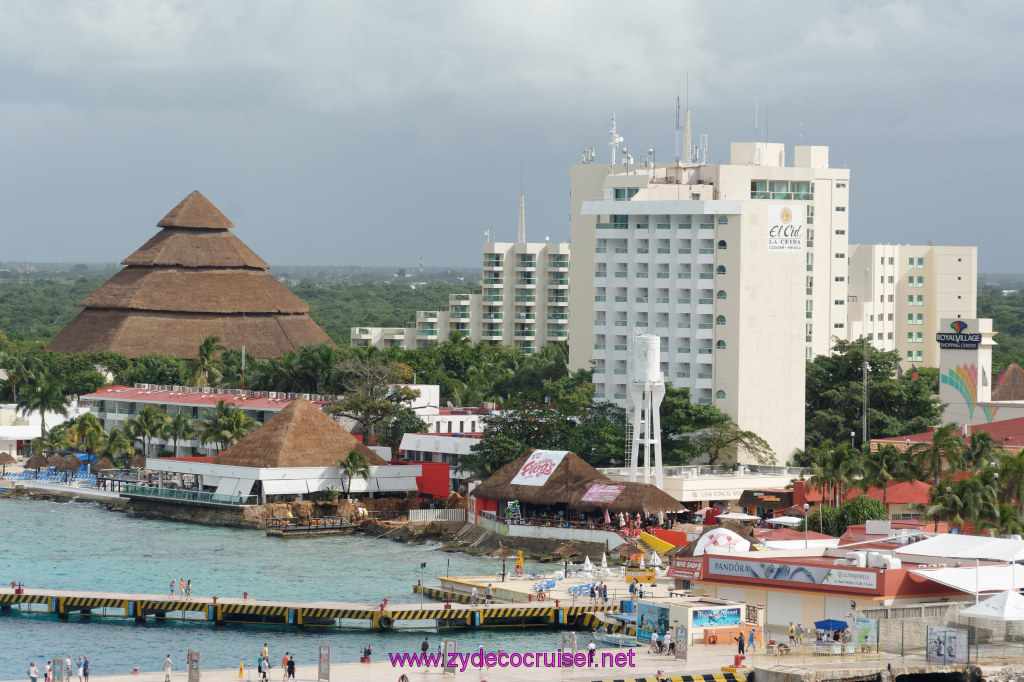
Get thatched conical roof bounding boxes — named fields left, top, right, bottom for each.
left=0, top=452, right=16, bottom=465
left=24, top=452, right=49, bottom=469
left=470, top=450, right=611, bottom=507
left=56, top=456, right=82, bottom=473
left=46, top=191, right=331, bottom=359
left=94, top=457, right=116, bottom=471
left=157, top=190, right=234, bottom=229
left=47, top=454, right=66, bottom=467
left=129, top=455, right=148, bottom=469
left=216, top=398, right=387, bottom=468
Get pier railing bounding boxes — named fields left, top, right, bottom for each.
left=266, top=516, right=354, bottom=530
left=123, top=484, right=258, bottom=506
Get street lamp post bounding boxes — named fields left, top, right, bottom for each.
left=850, top=431, right=856, bottom=448
left=803, top=503, right=809, bottom=549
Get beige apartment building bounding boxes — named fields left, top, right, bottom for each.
left=574, top=142, right=851, bottom=461
left=351, top=240, right=569, bottom=353
left=847, top=243, right=977, bottom=368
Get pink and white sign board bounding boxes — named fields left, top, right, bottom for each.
left=510, top=450, right=568, bottom=486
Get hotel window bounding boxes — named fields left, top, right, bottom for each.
left=909, top=275, right=924, bottom=287
left=908, top=313, right=924, bottom=325
left=835, top=253, right=845, bottom=259
left=876, top=333, right=882, bottom=341
left=717, top=215, right=729, bottom=225
left=834, top=323, right=845, bottom=329
left=716, top=265, right=727, bottom=275
left=717, top=240, right=727, bottom=250
left=716, top=390, right=726, bottom=399
left=613, top=188, right=638, bottom=200
left=834, top=276, right=845, bottom=282
left=907, top=350, right=924, bottom=362
left=909, top=257, right=925, bottom=268
left=908, top=332, right=923, bottom=343
left=834, top=299, right=845, bottom=306
left=836, top=182, right=847, bottom=188
left=716, top=315, right=726, bottom=325
left=908, top=295, right=924, bottom=306
left=835, top=206, right=846, bottom=212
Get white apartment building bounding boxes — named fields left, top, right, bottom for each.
left=352, top=240, right=570, bottom=354
left=847, top=244, right=977, bottom=368
left=574, top=142, right=851, bottom=461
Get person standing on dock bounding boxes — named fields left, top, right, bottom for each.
left=169, top=579, right=175, bottom=597
left=281, top=653, right=288, bottom=681
left=81, top=657, right=88, bottom=682
left=179, top=578, right=185, bottom=597
left=258, top=657, right=269, bottom=682
left=162, top=654, right=173, bottom=682
left=75, top=657, right=83, bottom=682
left=185, top=580, right=192, bottom=601
left=471, top=586, right=478, bottom=604
left=286, top=655, right=295, bottom=682
left=421, top=637, right=429, bottom=655
left=485, top=584, right=493, bottom=605
left=28, top=662, right=39, bottom=682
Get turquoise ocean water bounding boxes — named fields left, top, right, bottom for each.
left=0, top=498, right=567, bottom=677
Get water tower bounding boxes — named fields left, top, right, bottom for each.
left=628, top=330, right=666, bottom=489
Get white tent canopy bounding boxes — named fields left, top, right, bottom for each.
left=910, top=565, right=1024, bottom=595
left=717, top=512, right=761, bottom=521
left=650, top=551, right=663, bottom=567
left=898, top=534, right=1024, bottom=562
left=959, top=590, right=1024, bottom=621
left=767, top=516, right=804, bottom=527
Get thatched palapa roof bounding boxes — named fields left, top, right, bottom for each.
left=215, top=398, right=388, bottom=468
left=46, top=190, right=331, bottom=359
left=470, top=450, right=611, bottom=506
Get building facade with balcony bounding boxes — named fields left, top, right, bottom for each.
left=351, top=240, right=570, bottom=354
left=574, top=142, right=851, bottom=462
left=846, top=243, right=977, bottom=369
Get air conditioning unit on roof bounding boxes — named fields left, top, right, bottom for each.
left=268, top=392, right=278, bottom=398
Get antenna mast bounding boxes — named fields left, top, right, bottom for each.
left=675, top=82, right=681, bottom=165
left=609, top=116, right=622, bottom=166
left=684, top=73, right=692, bottom=165
left=517, top=175, right=526, bottom=244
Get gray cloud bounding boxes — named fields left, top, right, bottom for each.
left=0, top=0, right=1021, bottom=270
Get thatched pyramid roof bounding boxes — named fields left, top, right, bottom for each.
left=215, top=398, right=388, bottom=468
left=471, top=449, right=611, bottom=507
left=46, top=191, right=331, bottom=359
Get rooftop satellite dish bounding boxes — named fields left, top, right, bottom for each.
left=545, top=235, right=550, bottom=242
left=447, top=400, right=455, bottom=409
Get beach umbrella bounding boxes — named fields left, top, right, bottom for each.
left=24, top=452, right=48, bottom=477
left=814, top=618, right=847, bottom=632
left=610, top=542, right=635, bottom=557
left=583, top=555, right=594, bottom=571
left=601, top=553, right=608, bottom=569
left=604, top=508, right=611, bottom=525
left=490, top=545, right=517, bottom=582
left=650, top=551, right=663, bottom=568
left=94, top=457, right=116, bottom=472
left=47, top=454, right=65, bottom=468
left=130, top=455, right=147, bottom=469
left=552, top=543, right=581, bottom=578
left=0, top=452, right=15, bottom=477
left=639, top=555, right=646, bottom=569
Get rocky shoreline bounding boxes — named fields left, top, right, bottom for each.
left=2, top=485, right=613, bottom=563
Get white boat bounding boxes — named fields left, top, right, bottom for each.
left=592, top=627, right=639, bottom=648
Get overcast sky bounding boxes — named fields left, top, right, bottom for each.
left=1, top=1, right=1021, bottom=272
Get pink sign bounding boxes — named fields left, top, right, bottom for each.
left=581, top=483, right=626, bottom=503
left=510, top=450, right=568, bottom=487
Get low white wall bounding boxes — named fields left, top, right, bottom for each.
left=476, top=515, right=622, bottom=546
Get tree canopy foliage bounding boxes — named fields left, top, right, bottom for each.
left=805, top=338, right=944, bottom=449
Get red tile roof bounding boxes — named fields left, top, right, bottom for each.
left=844, top=480, right=932, bottom=505
left=82, top=386, right=325, bottom=411
left=873, top=417, right=1024, bottom=451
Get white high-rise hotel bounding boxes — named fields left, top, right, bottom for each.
left=570, top=142, right=851, bottom=459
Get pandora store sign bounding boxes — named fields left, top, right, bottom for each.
left=767, top=205, right=803, bottom=253
left=936, top=320, right=981, bottom=350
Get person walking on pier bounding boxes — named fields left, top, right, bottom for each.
left=81, top=657, right=88, bottom=682
left=286, top=655, right=295, bottom=682
left=179, top=578, right=185, bottom=597
left=258, top=657, right=269, bottom=682
left=735, top=633, right=745, bottom=656
left=163, top=654, right=173, bottom=682
left=421, top=637, right=429, bottom=655
left=485, top=584, right=494, bottom=605
left=471, top=586, right=478, bottom=604
left=185, top=580, right=192, bottom=601
left=281, top=653, right=288, bottom=681
left=28, top=662, right=39, bottom=682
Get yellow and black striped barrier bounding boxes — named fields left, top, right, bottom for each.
left=591, top=674, right=746, bottom=682
left=0, top=593, right=47, bottom=606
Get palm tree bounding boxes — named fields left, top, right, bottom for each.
left=856, top=444, right=912, bottom=511
left=165, top=412, right=197, bottom=457
left=998, top=450, right=1024, bottom=517
left=908, top=423, right=966, bottom=487
left=962, top=430, right=1001, bottom=470
left=128, top=406, right=171, bottom=457
left=66, top=413, right=105, bottom=452
left=916, top=481, right=968, bottom=532
left=32, top=425, right=72, bottom=455
left=977, top=503, right=1024, bottom=537
left=807, top=441, right=858, bottom=508
left=337, top=450, right=371, bottom=498
left=186, top=335, right=226, bottom=387
left=198, top=401, right=258, bottom=453
left=1, top=351, right=42, bottom=402
left=104, top=428, right=135, bottom=462
left=18, top=373, right=70, bottom=440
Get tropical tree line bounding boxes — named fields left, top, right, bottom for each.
left=26, top=401, right=259, bottom=463
left=800, top=425, right=1024, bottom=537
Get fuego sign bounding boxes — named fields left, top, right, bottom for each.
left=510, top=450, right=568, bottom=487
